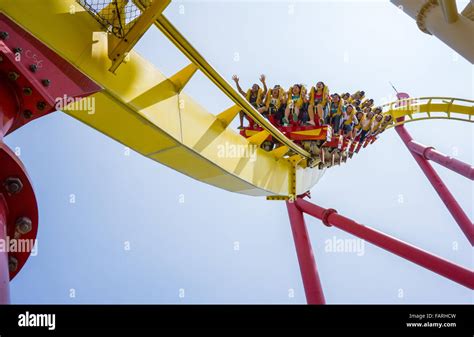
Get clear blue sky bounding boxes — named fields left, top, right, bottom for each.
left=7, top=0, right=473, bottom=304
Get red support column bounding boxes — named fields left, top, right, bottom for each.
left=0, top=197, right=9, bottom=304
left=396, top=124, right=474, bottom=246
left=407, top=141, right=474, bottom=180
left=286, top=201, right=325, bottom=304
left=296, top=198, right=474, bottom=289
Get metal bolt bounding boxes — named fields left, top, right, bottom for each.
left=23, top=87, right=32, bottom=96
left=41, top=79, right=51, bottom=87
left=37, top=101, right=46, bottom=111
left=16, top=217, right=32, bottom=235
left=0, top=31, right=9, bottom=40
left=4, top=177, right=23, bottom=194
left=29, top=64, right=37, bottom=73
left=13, top=47, right=22, bottom=54
left=8, top=256, right=18, bottom=273
left=23, top=110, right=32, bottom=119
left=8, top=72, right=19, bottom=81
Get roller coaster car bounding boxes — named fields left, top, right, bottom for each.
left=363, top=135, right=378, bottom=148
left=239, top=116, right=379, bottom=169
left=239, top=118, right=333, bottom=155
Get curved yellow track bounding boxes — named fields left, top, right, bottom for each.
left=0, top=0, right=322, bottom=197
left=382, top=97, right=473, bottom=127
left=1, top=1, right=472, bottom=198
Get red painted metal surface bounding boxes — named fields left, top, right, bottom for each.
left=0, top=12, right=103, bottom=288
left=0, top=77, right=18, bottom=136
left=295, top=198, right=474, bottom=289
left=0, top=196, right=10, bottom=304
left=407, top=141, right=474, bottom=180
left=396, top=124, right=474, bottom=246
left=286, top=201, right=325, bottom=304
left=0, top=13, right=101, bottom=135
left=0, top=72, right=39, bottom=284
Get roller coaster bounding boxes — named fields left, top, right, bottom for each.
left=0, top=0, right=472, bottom=304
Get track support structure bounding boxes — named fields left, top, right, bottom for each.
left=395, top=122, right=474, bottom=246
left=286, top=197, right=474, bottom=304
left=286, top=201, right=325, bottom=304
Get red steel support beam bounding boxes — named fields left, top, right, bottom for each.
left=0, top=77, right=16, bottom=304
left=0, top=197, right=9, bottom=304
left=286, top=201, right=325, bottom=304
left=295, top=198, right=474, bottom=289
left=407, top=141, right=474, bottom=180
left=395, top=123, right=474, bottom=246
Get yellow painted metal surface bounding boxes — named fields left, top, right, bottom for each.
left=382, top=97, right=474, bottom=127
left=1, top=1, right=471, bottom=198
left=0, top=0, right=322, bottom=197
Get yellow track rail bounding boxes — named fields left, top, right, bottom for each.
left=0, top=0, right=322, bottom=198
left=150, top=13, right=312, bottom=159
left=1, top=1, right=471, bottom=198
left=382, top=97, right=474, bottom=127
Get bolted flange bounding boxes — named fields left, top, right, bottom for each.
left=23, top=87, right=33, bottom=96
left=15, top=216, right=32, bottom=235
left=4, top=177, right=23, bottom=194
left=8, top=256, right=18, bottom=273
left=37, top=101, right=46, bottom=111
left=23, top=110, right=32, bottom=119
left=7, top=72, right=19, bottom=81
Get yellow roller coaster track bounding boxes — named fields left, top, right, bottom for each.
left=0, top=0, right=472, bottom=199
left=383, top=97, right=473, bottom=127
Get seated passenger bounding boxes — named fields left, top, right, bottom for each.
left=341, top=92, right=351, bottom=104
left=232, top=74, right=267, bottom=128
left=377, top=114, right=393, bottom=134
left=370, top=112, right=384, bottom=136
left=351, top=90, right=365, bottom=103
left=308, top=82, right=329, bottom=126
left=353, top=111, right=366, bottom=139
left=373, top=106, right=383, bottom=115
left=282, top=84, right=306, bottom=126
left=275, top=94, right=288, bottom=125
left=359, top=108, right=375, bottom=142
left=361, top=98, right=374, bottom=109
left=327, top=93, right=344, bottom=134
left=258, top=85, right=285, bottom=123
left=342, top=104, right=358, bottom=139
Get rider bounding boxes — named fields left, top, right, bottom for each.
left=376, top=114, right=393, bottom=135
left=342, top=104, right=358, bottom=139
left=259, top=85, right=285, bottom=123
left=308, top=82, right=329, bottom=126
left=282, top=84, right=306, bottom=126
left=327, top=93, right=344, bottom=133
left=232, top=74, right=267, bottom=128
left=359, top=108, right=375, bottom=142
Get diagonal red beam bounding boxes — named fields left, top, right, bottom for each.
left=295, top=198, right=474, bottom=289
left=396, top=123, right=474, bottom=246
left=286, top=201, right=325, bottom=304
left=407, top=141, right=474, bottom=180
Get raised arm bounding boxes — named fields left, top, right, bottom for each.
left=232, top=75, right=246, bottom=96
left=260, top=74, right=268, bottom=97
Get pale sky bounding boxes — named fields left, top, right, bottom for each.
left=7, top=0, right=473, bottom=304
